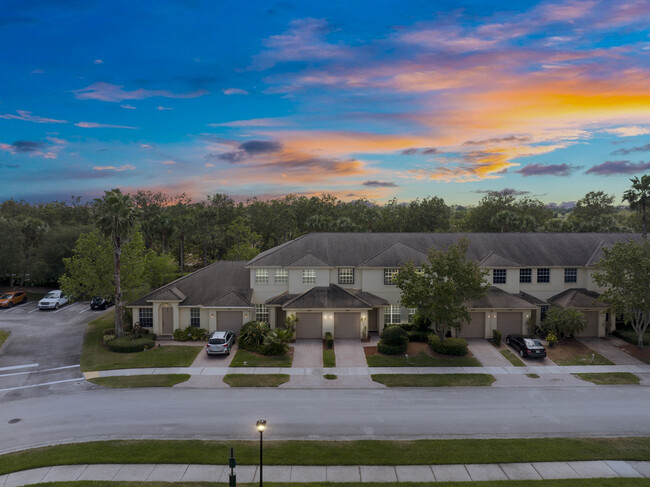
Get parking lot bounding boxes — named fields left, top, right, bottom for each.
left=0, top=299, right=102, bottom=401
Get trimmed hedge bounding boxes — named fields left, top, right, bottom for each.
left=106, top=336, right=156, bottom=353
left=325, top=331, right=334, bottom=349
left=429, top=335, right=468, bottom=356
left=260, top=341, right=286, bottom=356
left=381, top=325, right=409, bottom=346
left=408, top=330, right=431, bottom=343
left=492, top=329, right=502, bottom=347
left=173, top=326, right=209, bottom=342
left=377, top=342, right=407, bottom=355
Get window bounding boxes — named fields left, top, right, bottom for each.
left=384, top=268, right=399, bottom=285
left=190, top=308, right=201, bottom=327
left=407, top=308, right=417, bottom=323
left=540, top=305, right=550, bottom=322
left=255, top=269, right=269, bottom=284
left=537, top=268, right=550, bottom=283
left=255, top=304, right=269, bottom=323
left=338, top=268, right=354, bottom=284
left=302, top=269, right=316, bottom=284
left=493, top=269, right=507, bottom=284
left=139, top=308, right=153, bottom=327
left=520, top=268, right=532, bottom=283
left=274, top=268, right=288, bottom=284
left=564, top=268, right=577, bottom=283
left=384, top=305, right=401, bottom=325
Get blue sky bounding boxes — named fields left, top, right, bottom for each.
left=2, top=0, right=650, bottom=205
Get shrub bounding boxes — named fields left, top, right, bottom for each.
left=260, top=341, right=287, bottom=356
left=380, top=325, right=409, bottom=346
left=325, top=331, right=334, bottom=349
left=107, top=336, right=155, bottom=353
left=239, top=321, right=270, bottom=350
left=172, top=326, right=207, bottom=342
left=492, top=329, right=502, bottom=346
left=541, top=308, right=587, bottom=338
left=377, top=341, right=407, bottom=355
left=412, top=312, right=432, bottom=332
left=546, top=331, right=559, bottom=348
left=408, top=330, right=431, bottom=342
left=398, top=323, right=414, bottom=332
left=429, top=335, right=468, bottom=356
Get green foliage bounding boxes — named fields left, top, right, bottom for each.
left=395, top=237, right=490, bottom=339
left=377, top=342, right=407, bottom=355
left=145, top=252, right=179, bottom=289
left=411, top=312, right=431, bottom=332
left=429, top=335, right=468, bottom=356
left=325, top=331, right=333, bottom=349
left=623, top=175, right=650, bottom=237
left=173, top=326, right=209, bottom=341
left=260, top=341, right=287, bottom=356
left=546, top=331, right=559, bottom=347
left=238, top=321, right=271, bottom=350
left=106, top=336, right=156, bottom=353
left=492, top=329, right=502, bottom=346
left=541, top=307, right=587, bottom=338
left=224, top=216, right=261, bottom=260
left=407, top=330, right=431, bottom=342
left=0, top=217, right=25, bottom=284
left=323, top=348, right=336, bottom=367
left=380, top=325, right=409, bottom=346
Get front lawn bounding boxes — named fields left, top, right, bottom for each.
left=223, top=374, right=290, bottom=387
left=500, top=348, right=525, bottom=366
left=574, top=372, right=641, bottom=385
left=323, top=348, right=336, bottom=367
left=0, top=330, right=9, bottom=348
left=372, top=373, right=495, bottom=387
left=89, top=374, right=190, bottom=388
left=545, top=339, right=614, bottom=366
left=229, top=349, right=293, bottom=367
left=80, top=314, right=201, bottom=371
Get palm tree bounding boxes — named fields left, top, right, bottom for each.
left=94, top=189, right=138, bottom=337
left=623, top=175, right=650, bottom=238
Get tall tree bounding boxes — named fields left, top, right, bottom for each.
left=623, top=175, right=650, bottom=238
left=94, top=189, right=138, bottom=337
left=18, top=217, right=48, bottom=285
left=395, top=237, right=490, bottom=339
left=593, top=239, right=650, bottom=348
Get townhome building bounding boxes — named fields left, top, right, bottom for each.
left=128, top=233, right=640, bottom=339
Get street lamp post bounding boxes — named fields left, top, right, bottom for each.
left=256, top=419, right=266, bottom=487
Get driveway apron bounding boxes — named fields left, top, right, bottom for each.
left=334, top=339, right=368, bottom=367
left=291, top=339, right=323, bottom=367
left=466, top=339, right=511, bottom=366
left=578, top=337, right=645, bottom=365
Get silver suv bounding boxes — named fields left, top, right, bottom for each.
left=206, top=331, right=236, bottom=356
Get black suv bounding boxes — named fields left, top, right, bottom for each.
left=90, top=296, right=113, bottom=310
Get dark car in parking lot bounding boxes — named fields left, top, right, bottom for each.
left=90, top=296, right=113, bottom=310
left=505, top=334, right=547, bottom=359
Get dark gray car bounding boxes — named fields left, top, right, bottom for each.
left=505, top=334, right=546, bottom=358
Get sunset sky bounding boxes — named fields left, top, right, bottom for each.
left=2, top=0, right=650, bottom=205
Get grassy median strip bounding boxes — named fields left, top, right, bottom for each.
left=2, top=438, right=650, bottom=475
left=366, top=352, right=480, bottom=367
left=0, top=330, right=9, bottom=348
left=372, top=373, right=495, bottom=387
left=323, top=348, right=336, bottom=367
left=80, top=314, right=201, bottom=372
left=500, top=349, right=525, bottom=366
left=223, top=374, right=290, bottom=387
left=574, top=372, right=641, bottom=385
left=324, top=374, right=338, bottom=380
left=89, top=374, right=190, bottom=388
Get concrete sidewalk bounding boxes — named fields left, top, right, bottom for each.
left=2, top=460, right=649, bottom=485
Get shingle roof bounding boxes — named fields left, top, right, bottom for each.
left=517, top=292, right=547, bottom=306
left=479, top=251, right=521, bottom=267
left=468, top=287, right=537, bottom=309
left=359, top=241, right=428, bottom=268
left=282, top=284, right=383, bottom=309
left=206, top=290, right=252, bottom=307
left=246, top=233, right=640, bottom=268
left=128, top=260, right=251, bottom=307
left=287, top=253, right=331, bottom=267
left=265, top=292, right=298, bottom=306
left=547, top=288, right=607, bottom=309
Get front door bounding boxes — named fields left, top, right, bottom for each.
left=161, top=307, right=174, bottom=335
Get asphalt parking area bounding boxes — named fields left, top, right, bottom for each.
left=0, top=300, right=104, bottom=401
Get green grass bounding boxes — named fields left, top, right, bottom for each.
left=80, top=314, right=201, bottom=372
left=614, top=328, right=650, bottom=347
left=88, top=374, right=190, bottom=388
left=3, top=438, right=650, bottom=475
left=366, top=351, right=480, bottom=367
left=324, top=374, right=338, bottom=380
left=575, top=372, right=641, bottom=385
left=229, top=349, right=292, bottom=367
left=0, top=330, right=9, bottom=348
left=500, top=349, right=525, bottom=366
left=223, top=374, right=289, bottom=387
left=26, top=481, right=650, bottom=487
left=323, top=348, right=336, bottom=367
left=553, top=351, right=614, bottom=366
left=527, top=373, right=540, bottom=378
left=372, top=373, right=495, bottom=387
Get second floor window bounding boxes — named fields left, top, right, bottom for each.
left=384, top=305, right=401, bottom=324
left=255, top=269, right=269, bottom=284
left=537, top=268, right=550, bottom=283
left=520, top=268, right=532, bottom=283
left=302, top=269, right=316, bottom=284
left=274, top=269, right=288, bottom=284
left=255, top=304, right=269, bottom=323
left=564, top=268, right=577, bottom=283
left=190, top=308, right=200, bottom=327
left=384, top=268, right=399, bottom=285
left=493, top=269, right=506, bottom=284
left=338, top=268, right=354, bottom=284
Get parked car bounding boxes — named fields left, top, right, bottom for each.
left=90, top=296, right=113, bottom=310
left=0, top=291, right=27, bottom=308
left=206, top=330, right=236, bottom=355
left=38, top=290, right=69, bottom=310
left=505, top=334, right=547, bottom=358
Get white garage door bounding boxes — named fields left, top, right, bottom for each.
left=576, top=311, right=599, bottom=337
left=217, top=311, right=244, bottom=334
left=296, top=312, right=323, bottom=339
left=460, top=312, right=486, bottom=338
left=497, top=312, right=522, bottom=335
left=334, top=312, right=360, bottom=339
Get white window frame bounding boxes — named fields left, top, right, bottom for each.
left=564, top=268, right=577, bottom=283
left=190, top=308, right=201, bottom=327
left=384, top=305, right=401, bottom=325
left=139, top=308, right=153, bottom=327
left=274, top=268, right=288, bottom=284
left=255, top=304, right=269, bottom=323
left=338, top=268, right=354, bottom=284
left=302, top=269, right=316, bottom=284
left=407, top=307, right=417, bottom=323
left=384, top=268, right=399, bottom=285
left=255, top=269, right=269, bottom=284
left=537, top=268, right=550, bottom=283
left=493, top=268, right=507, bottom=284
left=520, top=268, right=532, bottom=283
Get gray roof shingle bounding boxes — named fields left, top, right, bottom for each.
left=468, top=286, right=537, bottom=309
left=547, top=288, right=607, bottom=309
left=282, top=284, right=385, bottom=309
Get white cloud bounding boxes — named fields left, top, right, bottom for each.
left=604, top=126, right=650, bottom=137
left=156, top=105, right=174, bottom=111
left=223, top=88, right=249, bottom=95
left=0, top=110, right=67, bottom=124
left=75, top=121, right=138, bottom=129
left=94, top=59, right=104, bottom=64
left=121, top=104, right=137, bottom=110
left=93, top=164, right=136, bottom=171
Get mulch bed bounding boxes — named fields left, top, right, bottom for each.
left=545, top=338, right=594, bottom=362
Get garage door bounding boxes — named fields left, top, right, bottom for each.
left=497, top=312, right=522, bottom=335
left=217, top=311, right=243, bottom=334
left=296, top=312, right=323, bottom=339
left=576, top=311, right=599, bottom=337
left=460, top=312, right=486, bottom=338
left=334, top=312, right=360, bottom=338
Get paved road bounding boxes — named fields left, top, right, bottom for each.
left=1, top=386, right=649, bottom=454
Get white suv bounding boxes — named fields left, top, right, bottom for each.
left=206, top=331, right=236, bottom=355
left=38, top=290, right=69, bottom=310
